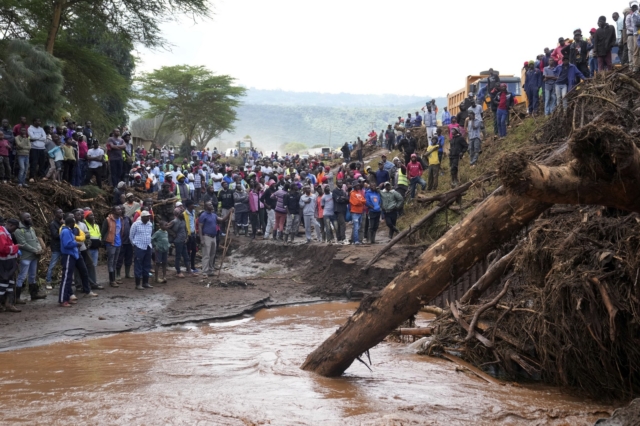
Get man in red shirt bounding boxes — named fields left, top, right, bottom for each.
left=407, top=153, right=426, bottom=198
left=12, top=117, right=28, bottom=137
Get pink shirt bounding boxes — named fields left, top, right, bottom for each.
left=0, top=139, right=9, bottom=157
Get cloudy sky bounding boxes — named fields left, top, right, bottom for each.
left=137, top=0, right=624, bottom=98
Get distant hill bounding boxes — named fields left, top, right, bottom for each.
left=215, top=90, right=448, bottom=152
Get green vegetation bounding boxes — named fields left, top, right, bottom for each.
left=0, top=0, right=210, bottom=137
left=281, top=142, right=308, bottom=153
left=136, top=65, right=246, bottom=152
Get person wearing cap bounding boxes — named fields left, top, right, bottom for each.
left=199, top=202, right=233, bottom=276
left=491, top=83, right=515, bottom=138
left=101, top=206, right=124, bottom=287
left=174, top=173, right=192, bottom=202
left=406, top=154, right=425, bottom=199
left=566, top=30, right=591, bottom=79
left=129, top=210, right=154, bottom=289
left=594, top=16, right=618, bottom=72
left=233, top=183, right=250, bottom=236
left=374, top=161, right=390, bottom=187
left=449, top=127, right=468, bottom=188
left=73, top=209, right=101, bottom=292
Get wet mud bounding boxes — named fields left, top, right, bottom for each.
left=0, top=302, right=613, bottom=425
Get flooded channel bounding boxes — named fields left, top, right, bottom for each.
left=0, top=302, right=611, bottom=425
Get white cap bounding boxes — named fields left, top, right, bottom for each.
left=176, top=202, right=183, bottom=207
left=140, top=211, right=151, bottom=217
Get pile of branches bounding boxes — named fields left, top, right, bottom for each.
left=423, top=68, right=640, bottom=400
left=0, top=181, right=111, bottom=247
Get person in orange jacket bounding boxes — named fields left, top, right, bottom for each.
left=349, top=182, right=366, bottom=245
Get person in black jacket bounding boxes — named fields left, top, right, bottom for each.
left=341, top=142, right=351, bottom=162
left=282, top=185, right=301, bottom=244
left=218, top=181, right=235, bottom=234
left=332, top=181, right=349, bottom=242
left=564, top=29, right=592, bottom=78
left=260, top=181, right=278, bottom=239
left=45, top=208, right=64, bottom=289
left=594, top=16, right=618, bottom=71
left=449, top=128, right=468, bottom=188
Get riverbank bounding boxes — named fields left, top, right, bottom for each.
left=0, top=234, right=415, bottom=352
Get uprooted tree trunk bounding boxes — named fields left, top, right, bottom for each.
left=498, top=120, right=640, bottom=213
left=301, top=189, right=552, bottom=376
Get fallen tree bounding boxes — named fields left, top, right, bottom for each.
left=302, top=68, right=640, bottom=385
left=301, top=188, right=552, bottom=376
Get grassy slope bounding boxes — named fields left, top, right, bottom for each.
left=368, top=112, right=544, bottom=244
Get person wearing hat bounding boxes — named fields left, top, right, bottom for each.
left=594, top=15, right=618, bottom=72
left=129, top=210, right=154, bottom=289
left=174, top=173, right=192, bottom=202
left=566, top=29, right=591, bottom=78
left=449, top=127, right=468, bottom=188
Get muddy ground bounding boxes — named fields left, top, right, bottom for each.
left=0, top=232, right=418, bottom=351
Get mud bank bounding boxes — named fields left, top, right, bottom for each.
left=0, top=236, right=415, bottom=351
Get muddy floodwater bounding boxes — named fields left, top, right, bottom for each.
left=0, top=302, right=611, bottom=425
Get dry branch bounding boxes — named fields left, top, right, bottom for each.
left=465, top=280, right=511, bottom=342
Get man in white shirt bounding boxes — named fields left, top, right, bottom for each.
left=86, top=140, right=104, bottom=187
left=27, top=118, right=47, bottom=181
left=210, top=166, right=223, bottom=192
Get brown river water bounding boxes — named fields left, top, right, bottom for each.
left=0, top=302, right=612, bottom=425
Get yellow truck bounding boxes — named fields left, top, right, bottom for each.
left=447, top=71, right=525, bottom=116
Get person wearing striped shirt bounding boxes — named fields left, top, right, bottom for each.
left=129, top=210, right=154, bottom=290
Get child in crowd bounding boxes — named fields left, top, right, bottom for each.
left=151, top=221, right=170, bottom=284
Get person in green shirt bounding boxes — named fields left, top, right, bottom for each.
left=151, top=221, right=170, bottom=283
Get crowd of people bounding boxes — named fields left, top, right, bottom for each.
left=0, top=5, right=636, bottom=311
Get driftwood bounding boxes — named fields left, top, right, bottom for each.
left=440, top=353, right=503, bottom=386
left=421, top=306, right=444, bottom=316
left=465, top=280, right=511, bottom=342
left=589, top=277, right=619, bottom=342
left=460, top=245, right=519, bottom=305
left=399, top=327, right=433, bottom=336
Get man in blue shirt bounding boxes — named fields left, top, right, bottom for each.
left=554, top=60, right=587, bottom=109
left=375, top=162, right=390, bottom=187
left=58, top=217, right=79, bottom=307
left=365, top=185, right=382, bottom=244
left=199, top=201, right=232, bottom=277
left=441, top=107, right=451, bottom=125
left=543, top=58, right=558, bottom=115
left=130, top=210, right=154, bottom=289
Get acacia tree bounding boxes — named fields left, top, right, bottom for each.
left=136, top=65, right=246, bottom=150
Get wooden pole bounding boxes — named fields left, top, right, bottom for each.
left=217, top=216, right=233, bottom=279
left=399, top=327, right=433, bottom=336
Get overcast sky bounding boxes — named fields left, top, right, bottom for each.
left=137, top=0, right=624, bottom=98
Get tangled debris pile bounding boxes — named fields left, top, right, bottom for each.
left=0, top=181, right=111, bottom=246
left=424, top=69, right=640, bottom=399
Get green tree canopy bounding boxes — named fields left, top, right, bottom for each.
left=136, top=65, right=246, bottom=150
left=0, top=40, right=64, bottom=122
